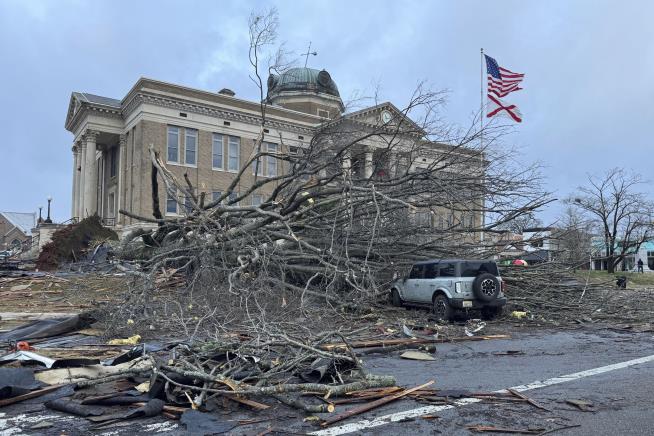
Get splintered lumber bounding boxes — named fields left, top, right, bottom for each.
left=224, top=394, right=271, bottom=410
left=321, top=380, right=434, bottom=427
left=467, top=425, right=544, bottom=434
left=0, top=384, right=67, bottom=407
left=320, top=335, right=510, bottom=351
left=507, top=388, right=552, bottom=411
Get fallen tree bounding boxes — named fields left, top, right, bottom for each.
left=109, top=8, right=551, bottom=334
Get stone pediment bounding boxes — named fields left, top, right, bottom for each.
left=342, top=102, right=424, bottom=136
left=65, top=92, right=122, bottom=133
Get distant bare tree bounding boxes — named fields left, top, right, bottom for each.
left=568, top=168, right=654, bottom=273
left=555, top=205, right=596, bottom=268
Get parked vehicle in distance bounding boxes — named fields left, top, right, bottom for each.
left=390, top=259, right=507, bottom=321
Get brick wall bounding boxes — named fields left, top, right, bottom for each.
left=124, top=120, right=285, bottom=220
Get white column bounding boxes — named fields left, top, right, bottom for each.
left=364, top=148, right=374, bottom=178
left=117, top=134, right=126, bottom=225
left=78, top=141, right=86, bottom=218
left=341, top=150, right=351, bottom=178
left=71, top=145, right=80, bottom=219
left=83, top=130, right=99, bottom=217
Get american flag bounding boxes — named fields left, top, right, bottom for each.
left=485, top=54, right=524, bottom=98
left=485, top=54, right=524, bottom=123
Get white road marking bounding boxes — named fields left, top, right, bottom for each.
left=310, top=353, right=654, bottom=435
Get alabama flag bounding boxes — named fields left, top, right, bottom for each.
left=487, top=94, right=522, bottom=123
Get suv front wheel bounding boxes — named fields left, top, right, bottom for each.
left=432, top=294, right=454, bottom=322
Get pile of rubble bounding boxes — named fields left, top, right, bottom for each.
left=0, top=292, right=511, bottom=433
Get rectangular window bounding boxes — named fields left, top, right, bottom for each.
left=167, top=126, right=179, bottom=163
left=461, top=261, right=499, bottom=277
left=252, top=194, right=263, bottom=206
left=228, top=191, right=239, bottom=205
left=438, top=263, right=456, bottom=277
left=212, top=134, right=223, bottom=169
left=166, top=191, right=177, bottom=214
left=109, top=147, right=117, bottom=178
left=185, top=129, right=197, bottom=165
left=267, top=143, right=278, bottom=177
left=228, top=136, right=240, bottom=171
left=424, top=263, right=438, bottom=279
left=409, top=265, right=424, bottom=279
left=212, top=191, right=222, bottom=203
left=107, top=192, right=115, bottom=217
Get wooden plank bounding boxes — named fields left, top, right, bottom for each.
left=321, top=381, right=434, bottom=427
left=0, top=384, right=67, bottom=407
left=225, top=394, right=271, bottom=410
left=320, top=335, right=510, bottom=351
left=0, top=312, right=79, bottom=321
left=507, top=388, right=552, bottom=411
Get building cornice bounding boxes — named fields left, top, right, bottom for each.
left=122, top=91, right=317, bottom=135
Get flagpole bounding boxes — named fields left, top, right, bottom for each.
left=479, top=48, right=486, bottom=244
left=480, top=48, right=484, bottom=138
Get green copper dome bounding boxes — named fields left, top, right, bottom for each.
left=267, top=67, right=340, bottom=98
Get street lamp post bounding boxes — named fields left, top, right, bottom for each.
left=37, top=206, right=43, bottom=224
left=44, top=196, right=53, bottom=224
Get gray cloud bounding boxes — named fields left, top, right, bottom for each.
left=0, top=0, right=652, bottom=223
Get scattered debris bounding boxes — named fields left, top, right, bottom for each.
left=507, top=389, right=552, bottom=412
left=467, top=425, right=545, bottom=434
left=565, top=399, right=595, bottom=412
left=492, top=350, right=525, bottom=356
left=180, top=409, right=237, bottom=435
left=320, top=335, right=510, bottom=351
left=321, top=381, right=434, bottom=427
left=511, top=311, right=528, bottom=319
left=107, top=335, right=141, bottom=345
left=400, top=350, right=436, bottom=361
left=465, top=320, right=487, bottom=336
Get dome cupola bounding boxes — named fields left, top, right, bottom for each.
left=266, top=67, right=344, bottom=118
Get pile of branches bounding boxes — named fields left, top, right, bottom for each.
left=81, top=330, right=396, bottom=416
left=502, top=263, right=654, bottom=324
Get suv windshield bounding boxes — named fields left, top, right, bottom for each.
left=460, top=261, right=499, bottom=277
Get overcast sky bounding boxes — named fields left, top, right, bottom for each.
left=1, top=0, right=652, bottom=223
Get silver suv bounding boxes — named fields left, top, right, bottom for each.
left=390, top=259, right=507, bottom=321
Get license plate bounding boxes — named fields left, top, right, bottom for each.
left=462, top=301, right=473, bottom=308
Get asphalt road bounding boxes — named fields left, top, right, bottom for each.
left=318, top=327, right=654, bottom=436
left=1, top=326, right=653, bottom=435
